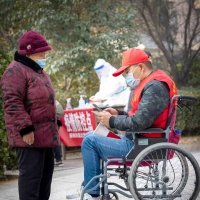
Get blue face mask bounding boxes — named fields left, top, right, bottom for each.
left=125, top=65, right=141, bottom=90
left=125, top=73, right=140, bottom=90
left=36, top=59, right=46, bottom=68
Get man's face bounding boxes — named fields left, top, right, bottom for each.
left=124, top=65, right=141, bottom=79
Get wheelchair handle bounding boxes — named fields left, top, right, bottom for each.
left=171, top=95, right=197, bottom=103
left=179, top=95, right=197, bottom=101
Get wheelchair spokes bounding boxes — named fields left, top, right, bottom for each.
left=129, top=143, right=199, bottom=200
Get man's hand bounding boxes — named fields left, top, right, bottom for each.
left=23, top=132, right=34, bottom=145
left=104, top=108, right=118, bottom=116
left=98, top=111, right=112, bottom=127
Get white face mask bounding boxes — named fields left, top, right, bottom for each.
left=125, top=65, right=142, bottom=90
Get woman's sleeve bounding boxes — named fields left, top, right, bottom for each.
left=1, top=65, right=35, bottom=136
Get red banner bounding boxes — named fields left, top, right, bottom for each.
left=60, top=108, right=97, bottom=146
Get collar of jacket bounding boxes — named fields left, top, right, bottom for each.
left=14, top=51, right=43, bottom=73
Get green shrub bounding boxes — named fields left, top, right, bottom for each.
left=176, top=89, right=200, bottom=136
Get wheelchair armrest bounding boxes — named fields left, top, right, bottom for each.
left=126, top=128, right=167, bottom=140
left=133, top=128, right=165, bottom=133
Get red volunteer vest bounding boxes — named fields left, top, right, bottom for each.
left=128, top=69, right=178, bottom=138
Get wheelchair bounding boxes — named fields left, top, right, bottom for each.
left=80, top=95, right=200, bottom=200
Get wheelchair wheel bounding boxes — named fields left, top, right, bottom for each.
left=100, top=192, right=119, bottom=200
left=128, top=143, right=200, bottom=200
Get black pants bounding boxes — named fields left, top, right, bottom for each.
left=15, top=147, right=54, bottom=200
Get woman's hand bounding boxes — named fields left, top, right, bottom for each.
left=104, top=108, right=118, bottom=116
left=23, top=132, right=34, bottom=145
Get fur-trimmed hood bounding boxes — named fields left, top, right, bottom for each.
left=14, top=51, right=43, bottom=73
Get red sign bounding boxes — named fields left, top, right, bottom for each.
left=60, top=108, right=96, bottom=146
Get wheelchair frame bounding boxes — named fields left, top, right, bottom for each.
left=80, top=95, right=200, bottom=200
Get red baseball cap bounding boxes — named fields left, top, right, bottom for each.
left=112, top=48, right=150, bottom=77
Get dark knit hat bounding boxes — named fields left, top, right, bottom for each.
left=18, top=30, right=52, bottom=55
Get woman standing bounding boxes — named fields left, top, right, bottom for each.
left=1, top=30, right=61, bottom=200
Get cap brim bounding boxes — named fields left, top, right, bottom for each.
left=112, top=65, right=129, bottom=77
left=36, top=45, right=52, bottom=52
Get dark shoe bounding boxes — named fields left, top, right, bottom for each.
left=55, top=160, right=64, bottom=167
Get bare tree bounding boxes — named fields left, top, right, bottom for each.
left=131, top=0, right=200, bottom=88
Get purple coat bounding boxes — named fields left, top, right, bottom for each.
left=0, top=52, right=60, bottom=148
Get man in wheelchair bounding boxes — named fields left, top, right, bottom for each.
left=67, top=48, right=200, bottom=200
